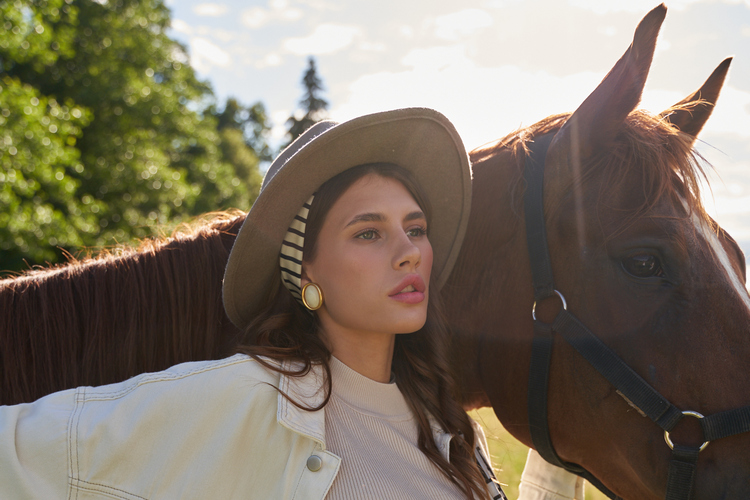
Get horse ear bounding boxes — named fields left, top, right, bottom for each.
left=660, top=57, right=732, bottom=141
left=546, top=4, right=667, bottom=164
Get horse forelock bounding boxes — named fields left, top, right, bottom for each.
left=0, top=210, right=246, bottom=404
left=591, top=109, right=712, bottom=237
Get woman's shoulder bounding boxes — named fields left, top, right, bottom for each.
left=61, top=355, right=290, bottom=448
left=77, top=354, right=283, bottom=402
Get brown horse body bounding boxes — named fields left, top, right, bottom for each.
left=2, top=4, right=748, bottom=499
left=0, top=213, right=243, bottom=402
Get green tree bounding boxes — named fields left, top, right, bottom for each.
left=0, top=0, right=263, bottom=272
left=284, top=56, right=328, bottom=147
left=0, top=76, right=91, bottom=269
left=0, top=0, right=91, bottom=269
left=212, top=98, right=266, bottom=199
left=214, top=97, right=272, bottom=164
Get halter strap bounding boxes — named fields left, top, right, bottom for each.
left=521, top=133, right=750, bottom=500
left=523, top=133, right=624, bottom=499
left=522, top=133, right=556, bottom=302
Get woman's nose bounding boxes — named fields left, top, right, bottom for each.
left=393, top=232, right=421, bottom=270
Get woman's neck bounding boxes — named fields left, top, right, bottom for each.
left=321, top=327, right=396, bottom=383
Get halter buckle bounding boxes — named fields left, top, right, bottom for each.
left=532, top=290, right=567, bottom=321
left=664, top=410, right=710, bottom=452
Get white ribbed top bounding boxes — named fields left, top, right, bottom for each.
left=324, top=356, right=465, bottom=499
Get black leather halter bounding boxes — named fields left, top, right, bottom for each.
left=522, top=133, right=750, bottom=500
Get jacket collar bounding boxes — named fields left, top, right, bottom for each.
left=429, top=415, right=453, bottom=462
left=276, top=360, right=329, bottom=449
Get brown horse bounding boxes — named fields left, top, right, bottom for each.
left=445, top=5, right=750, bottom=499
left=1, top=4, right=748, bottom=498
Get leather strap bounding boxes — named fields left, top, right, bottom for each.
left=702, top=406, right=750, bottom=441
left=523, top=134, right=621, bottom=500
left=665, top=446, right=699, bottom=500
left=522, top=133, right=556, bottom=302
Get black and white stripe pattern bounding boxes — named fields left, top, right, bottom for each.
left=475, top=446, right=508, bottom=500
left=280, top=195, right=315, bottom=306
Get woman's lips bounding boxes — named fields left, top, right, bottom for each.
left=389, top=274, right=426, bottom=304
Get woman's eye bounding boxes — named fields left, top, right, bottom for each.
left=622, top=253, right=663, bottom=279
left=357, top=230, right=377, bottom=240
left=407, top=227, right=427, bottom=237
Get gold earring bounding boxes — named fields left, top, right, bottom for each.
left=301, top=282, right=324, bottom=311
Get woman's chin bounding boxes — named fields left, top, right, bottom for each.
left=391, top=314, right=428, bottom=335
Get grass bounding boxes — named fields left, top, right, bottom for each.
left=470, top=408, right=608, bottom=500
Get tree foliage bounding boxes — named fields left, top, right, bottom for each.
left=0, top=0, right=263, bottom=272
left=0, top=75, right=91, bottom=267
left=284, top=56, right=328, bottom=147
left=213, top=97, right=272, bottom=164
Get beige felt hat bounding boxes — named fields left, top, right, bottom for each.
left=222, top=107, right=472, bottom=330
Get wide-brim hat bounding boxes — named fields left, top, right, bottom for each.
left=222, top=107, right=472, bottom=330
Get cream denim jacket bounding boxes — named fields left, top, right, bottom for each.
left=0, top=354, right=582, bottom=499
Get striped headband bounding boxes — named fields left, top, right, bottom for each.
left=279, top=194, right=315, bottom=306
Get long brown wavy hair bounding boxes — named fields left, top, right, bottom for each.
left=238, top=163, right=487, bottom=499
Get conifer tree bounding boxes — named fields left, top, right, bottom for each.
left=284, top=57, right=328, bottom=147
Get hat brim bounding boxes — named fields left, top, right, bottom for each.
left=223, top=107, right=472, bottom=330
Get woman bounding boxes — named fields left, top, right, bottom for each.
left=0, top=108, right=581, bottom=499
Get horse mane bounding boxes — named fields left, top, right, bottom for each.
left=0, top=211, right=246, bottom=404
left=471, top=107, right=712, bottom=236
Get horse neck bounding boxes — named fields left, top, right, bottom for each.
left=445, top=144, right=536, bottom=435
left=0, top=215, right=244, bottom=405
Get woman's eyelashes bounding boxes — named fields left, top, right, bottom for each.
left=406, top=225, right=427, bottom=238
left=356, top=229, right=379, bottom=240
left=355, top=225, right=427, bottom=241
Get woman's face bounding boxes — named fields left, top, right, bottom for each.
left=302, top=173, right=433, bottom=339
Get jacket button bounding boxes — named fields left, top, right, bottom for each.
left=306, top=455, right=323, bottom=472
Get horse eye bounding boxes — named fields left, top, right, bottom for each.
left=622, top=254, right=663, bottom=278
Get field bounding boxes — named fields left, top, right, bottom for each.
left=471, top=408, right=608, bottom=500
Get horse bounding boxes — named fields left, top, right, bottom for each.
left=444, top=5, right=750, bottom=499
left=1, top=4, right=748, bottom=498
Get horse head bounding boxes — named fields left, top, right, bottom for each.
left=447, top=4, right=750, bottom=498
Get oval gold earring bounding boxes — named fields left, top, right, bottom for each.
left=301, top=282, right=324, bottom=311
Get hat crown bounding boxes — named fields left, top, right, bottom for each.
left=261, top=120, right=338, bottom=191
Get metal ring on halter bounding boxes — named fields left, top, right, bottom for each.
left=532, top=290, right=568, bottom=321
left=664, top=410, right=710, bottom=452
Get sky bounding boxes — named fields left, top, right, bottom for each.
left=165, top=0, right=750, bottom=261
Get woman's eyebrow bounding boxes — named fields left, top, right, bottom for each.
left=344, top=210, right=425, bottom=228
left=345, top=212, right=384, bottom=228
left=404, top=211, right=426, bottom=222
